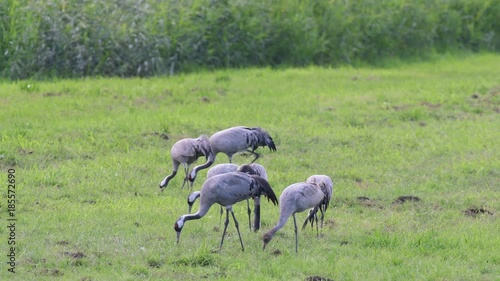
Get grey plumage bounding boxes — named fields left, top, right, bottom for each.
left=262, top=182, right=325, bottom=253
left=209, top=126, right=276, bottom=163
left=206, top=163, right=239, bottom=179
left=302, top=175, right=333, bottom=234
left=174, top=172, right=279, bottom=251
left=187, top=163, right=238, bottom=213
left=186, top=163, right=268, bottom=231
left=159, top=135, right=215, bottom=190
left=236, top=163, right=268, bottom=180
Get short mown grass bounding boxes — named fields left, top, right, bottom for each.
left=1, top=54, right=499, bottom=280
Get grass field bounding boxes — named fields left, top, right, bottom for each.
left=1, top=54, right=499, bottom=280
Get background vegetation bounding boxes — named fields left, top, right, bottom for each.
left=1, top=54, right=499, bottom=280
left=1, top=0, right=499, bottom=79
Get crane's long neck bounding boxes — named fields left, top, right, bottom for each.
left=263, top=209, right=293, bottom=244
left=182, top=199, right=213, bottom=222
left=176, top=200, right=214, bottom=244
left=190, top=153, right=215, bottom=180
left=160, top=170, right=177, bottom=188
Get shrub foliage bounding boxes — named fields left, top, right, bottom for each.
left=1, top=0, right=499, bottom=79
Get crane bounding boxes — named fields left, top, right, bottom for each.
left=186, top=163, right=269, bottom=231
left=302, top=175, right=333, bottom=236
left=174, top=172, right=279, bottom=252
left=159, top=135, right=214, bottom=190
left=209, top=126, right=276, bottom=163
left=187, top=163, right=238, bottom=213
left=262, top=182, right=326, bottom=253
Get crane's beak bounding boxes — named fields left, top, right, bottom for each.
left=176, top=231, right=181, bottom=244
left=188, top=204, right=193, bottom=214
left=262, top=241, right=268, bottom=250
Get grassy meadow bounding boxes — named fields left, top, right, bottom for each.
left=1, top=54, right=499, bottom=280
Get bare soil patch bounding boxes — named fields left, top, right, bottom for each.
left=463, top=207, right=493, bottom=217
left=143, top=131, right=169, bottom=140
left=63, top=251, right=86, bottom=259
left=392, top=196, right=421, bottom=204
left=271, top=249, right=282, bottom=256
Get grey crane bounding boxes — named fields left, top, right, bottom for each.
left=262, top=182, right=326, bottom=253
left=209, top=126, right=276, bottom=163
left=302, top=175, right=333, bottom=235
left=187, top=163, right=269, bottom=231
left=187, top=163, right=238, bottom=213
left=159, top=135, right=214, bottom=190
left=174, top=172, right=279, bottom=252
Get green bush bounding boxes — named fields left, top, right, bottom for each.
left=1, top=0, right=498, bottom=79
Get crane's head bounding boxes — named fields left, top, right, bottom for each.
left=262, top=232, right=273, bottom=250
left=188, top=170, right=197, bottom=185
left=174, top=217, right=185, bottom=244
left=159, top=177, right=169, bottom=190
left=187, top=191, right=201, bottom=213
left=237, top=164, right=257, bottom=175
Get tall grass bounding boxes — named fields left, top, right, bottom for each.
left=1, top=0, right=499, bottom=79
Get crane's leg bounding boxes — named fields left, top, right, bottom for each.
left=230, top=208, right=245, bottom=252
left=319, top=207, right=325, bottom=237
left=253, top=197, right=261, bottom=232
left=219, top=206, right=223, bottom=226
left=293, top=214, right=299, bottom=253
left=302, top=212, right=310, bottom=230
left=220, top=206, right=244, bottom=252
left=310, top=208, right=316, bottom=229
left=220, top=207, right=231, bottom=250
left=181, top=164, right=190, bottom=189
left=315, top=211, right=319, bottom=238
left=246, top=149, right=260, bottom=163
left=247, top=199, right=252, bottom=230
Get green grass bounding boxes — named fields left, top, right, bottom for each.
left=1, top=54, right=499, bottom=280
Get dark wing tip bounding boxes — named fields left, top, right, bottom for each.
left=251, top=175, right=278, bottom=206
left=267, top=139, right=277, bottom=151
left=252, top=127, right=276, bottom=151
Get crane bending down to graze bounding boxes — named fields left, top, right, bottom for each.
left=187, top=163, right=238, bottom=213
left=262, top=182, right=326, bottom=253
left=159, top=135, right=214, bottom=190
left=209, top=126, right=276, bottom=163
left=187, top=163, right=268, bottom=231
left=174, top=172, right=279, bottom=252
left=302, top=175, right=333, bottom=236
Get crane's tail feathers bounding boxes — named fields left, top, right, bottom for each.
left=266, top=138, right=277, bottom=151
left=251, top=175, right=278, bottom=206
left=251, top=127, right=277, bottom=152
left=313, top=180, right=331, bottom=212
left=302, top=207, right=318, bottom=230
